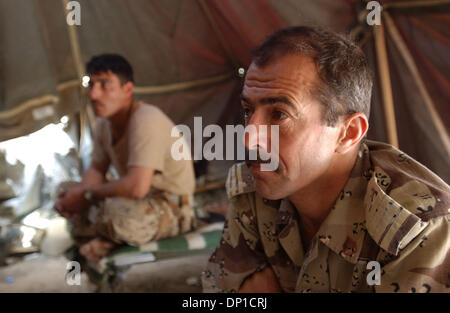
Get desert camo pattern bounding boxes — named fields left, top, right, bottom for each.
left=70, top=191, right=196, bottom=246
left=202, top=140, right=449, bottom=293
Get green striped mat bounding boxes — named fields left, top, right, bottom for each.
left=89, top=222, right=224, bottom=276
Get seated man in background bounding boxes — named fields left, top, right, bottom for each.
left=202, top=26, right=449, bottom=293
left=55, top=54, right=196, bottom=262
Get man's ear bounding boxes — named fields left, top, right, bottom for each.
left=123, top=81, right=134, bottom=97
left=335, top=112, right=369, bottom=153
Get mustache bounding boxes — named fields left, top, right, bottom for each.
left=244, top=146, right=281, bottom=172
left=244, top=147, right=276, bottom=165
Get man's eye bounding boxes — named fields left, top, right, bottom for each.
left=272, top=110, right=287, bottom=121
left=243, top=108, right=252, bottom=119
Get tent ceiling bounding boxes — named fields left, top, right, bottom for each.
left=0, top=0, right=449, bottom=182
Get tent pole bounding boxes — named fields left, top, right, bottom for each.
left=384, top=12, right=450, bottom=157
left=62, top=0, right=95, bottom=159
left=62, top=0, right=83, bottom=79
left=373, top=22, right=399, bottom=148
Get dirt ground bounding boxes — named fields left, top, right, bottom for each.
left=0, top=252, right=210, bottom=293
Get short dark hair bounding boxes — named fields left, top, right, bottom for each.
left=86, top=53, right=134, bottom=84
left=252, top=26, right=372, bottom=126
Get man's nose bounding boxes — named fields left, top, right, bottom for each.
left=88, top=83, right=101, bottom=100
left=244, top=111, right=270, bottom=151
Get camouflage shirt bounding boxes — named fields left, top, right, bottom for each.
left=202, top=140, right=450, bottom=293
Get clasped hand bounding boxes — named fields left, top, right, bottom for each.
left=55, top=185, right=89, bottom=219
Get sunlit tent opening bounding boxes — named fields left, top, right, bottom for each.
left=0, top=119, right=83, bottom=259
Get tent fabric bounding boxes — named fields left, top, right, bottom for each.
left=0, top=0, right=448, bottom=182
left=363, top=4, right=450, bottom=183
left=0, top=0, right=80, bottom=140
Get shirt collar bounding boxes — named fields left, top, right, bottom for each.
left=314, top=141, right=429, bottom=261
left=269, top=141, right=429, bottom=267
left=362, top=141, right=429, bottom=256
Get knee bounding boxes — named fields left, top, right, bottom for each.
left=102, top=197, right=144, bottom=216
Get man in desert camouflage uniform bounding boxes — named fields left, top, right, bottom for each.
left=202, top=27, right=449, bottom=293
left=55, top=54, right=196, bottom=262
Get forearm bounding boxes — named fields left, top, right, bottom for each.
left=56, top=163, right=108, bottom=217
left=88, top=166, right=153, bottom=200
left=239, top=265, right=282, bottom=293
left=88, top=177, right=137, bottom=200
left=81, top=164, right=106, bottom=186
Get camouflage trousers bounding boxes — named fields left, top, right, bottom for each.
left=59, top=183, right=197, bottom=247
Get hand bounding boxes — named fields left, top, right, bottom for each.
left=79, top=237, right=115, bottom=262
left=55, top=186, right=89, bottom=218
left=239, top=265, right=282, bottom=293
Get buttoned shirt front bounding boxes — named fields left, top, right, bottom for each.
left=202, top=140, right=449, bottom=293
